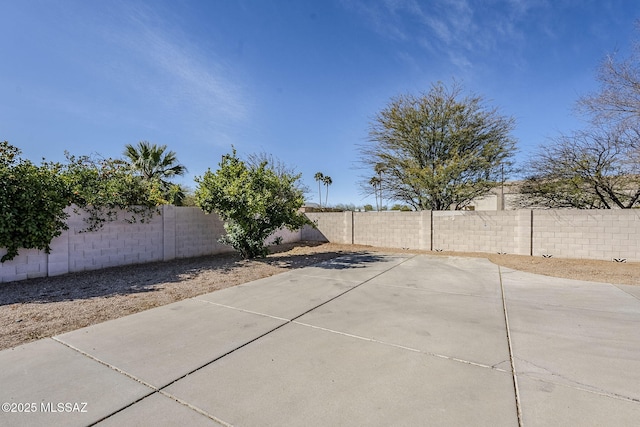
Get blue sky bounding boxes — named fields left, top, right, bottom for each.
left=2, top=0, right=639, bottom=206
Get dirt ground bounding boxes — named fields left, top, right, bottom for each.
left=1, top=241, right=638, bottom=351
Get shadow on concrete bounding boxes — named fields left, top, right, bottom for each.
left=259, top=241, right=384, bottom=270
left=309, top=253, right=391, bottom=269
left=0, top=241, right=368, bottom=305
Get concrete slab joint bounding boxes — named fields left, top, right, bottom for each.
left=4, top=254, right=638, bottom=425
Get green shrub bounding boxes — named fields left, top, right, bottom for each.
left=61, top=153, right=164, bottom=231
left=195, top=149, right=312, bottom=259
left=0, top=142, right=72, bottom=262
left=0, top=142, right=168, bottom=262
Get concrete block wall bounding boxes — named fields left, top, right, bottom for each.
left=173, top=207, right=231, bottom=259
left=65, top=208, right=165, bottom=273
left=0, top=248, right=48, bottom=282
left=172, top=207, right=301, bottom=258
left=0, top=206, right=312, bottom=283
left=303, top=209, right=640, bottom=262
left=533, top=210, right=640, bottom=261
left=353, top=211, right=430, bottom=250
left=302, top=212, right=352, bottom=243
left=269, top=227, right=303, bottom=245
left=432, top=210, right=531, bottom=255
left=0, top=207, right=167, bottom=282
left=47, top=228, right=71, bottom=277
left=4, top=207, right=640, bottom=282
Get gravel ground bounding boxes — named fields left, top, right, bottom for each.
left=1, top=241, right=638, bottom=351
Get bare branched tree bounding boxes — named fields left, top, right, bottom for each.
left=518, top=125, right=640, bottom=209
left=577, top=23, right=640, bottom=127
left=522, top=24, right=640, bottom=209
left=246, top=152, right=309, bottom=195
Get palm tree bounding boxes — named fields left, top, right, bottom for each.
left=369, top=176, right=382, bottom=211
left=322, top=175, right=332, bottom=207
left=123, top=141, right=187, bottom=204
left=314, top=172, right=324, bottom=207
left=374, top=163, right=385, bottom=211
left=124, top=141, right=186, bottom=181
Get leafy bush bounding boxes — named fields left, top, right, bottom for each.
left=0, top=142, right=169, bottom=262
left=0, top=142, right=72, bottom=261
left=195, top=149, right=312, bottom=258
left=61, top=153, right=165, bottom=231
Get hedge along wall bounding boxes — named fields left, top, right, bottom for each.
left=303, top=209, right=640, bottom=262
left=0, top=206, right=302, bottom=283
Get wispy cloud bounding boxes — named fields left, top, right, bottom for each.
left=101, top=3, right=249, bottom=126
left=343, top=0, right=544, bottom=72
left=343, top=0, right=409, bottom=41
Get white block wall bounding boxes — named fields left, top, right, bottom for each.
left=353, top=211, right=430, bottom=250
left=433, top=210, right=531, bottom=255
left=0, top=248, right=48, bottom=282
left=269, top=227, right=303, bottom=245
left=173, top=207, right=229, bottom=259
left=64, top=208, right=166, bottom=273
left=1, top=206, right=300, bottom=283
left=4, top=207, right=640, bottom=282
left=533, top=210, right=640, bottom=261
left=303, top=209, right=640, bottom=262
left=302, top=212, right=352, bottom=243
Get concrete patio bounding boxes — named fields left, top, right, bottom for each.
left=1, top=253, right=639, bottom=426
